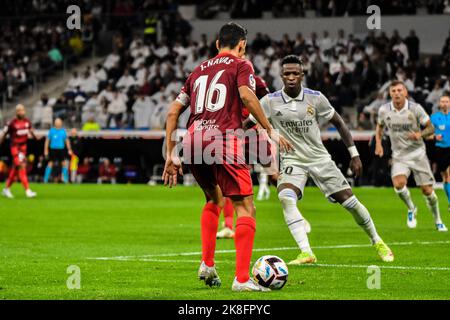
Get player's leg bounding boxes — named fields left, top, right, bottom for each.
left=420, top=184, right=446, bottom=231
left=278, top=183, right=315, bottom=265
left=3, top=146, right=19, bottom=198
left=311, top=160, right=393, bottom=262
left=216, top=197, right=235, bottom=239
left=392, top=166, right=417, bottom=228
left=61, top=159, right=70, bottom=183
left=412, top=157, right=446, bottom=231
left=444, top=166, right=450, bottom=211
left=188, top=164, right=222, bottom=287
left=331, top=188, right=393, bottom=262
left=44, top=161, right=53, bottom=183
left=277, top=164, right=314, bottom=265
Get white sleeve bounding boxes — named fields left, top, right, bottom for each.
left=415, top=104, right=430, bottom=126
left=377, top=106, right=386, bottom=126
left=249, top=95, right=271, bottom=124
left=316, top=93, right=335, bottom=121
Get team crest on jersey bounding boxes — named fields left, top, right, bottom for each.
left=439, top=125, right=445, bottom=130
left=249, top=74, right=256, bottom=91
left=408, top=114, right=414, bottom=121
left=307, top=106, right=315, bottom=116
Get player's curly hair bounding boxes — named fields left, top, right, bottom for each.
left=280, top=55, right=304, bottom=68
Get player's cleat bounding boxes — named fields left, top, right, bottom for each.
left=25, top=189, right=37, bottom=198
left=288, top=251, right=317, bottom=265
left=2, top=188, right=14, bottom=199
left=407, top=207, right=417, bottom=229
left=231, top=277, right=271, bottom=292
left=436, top=223, right=448, bottom=232
left=198, top=261, right=221, bottom=287
left=216, top=227, right=235, bottom=239
left=373, top=240, right=394, bottom=262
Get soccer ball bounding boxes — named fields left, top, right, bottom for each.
left=252, top=255, right=288, bottom=290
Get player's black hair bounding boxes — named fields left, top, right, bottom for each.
left=218, top=22, right=248, bottom=49
left=280, top=55, right=303, bottom=68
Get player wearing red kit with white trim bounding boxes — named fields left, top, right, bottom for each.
left=162, top=22, right=293, bottom=292
left=0, top=104, right=39, bottom=198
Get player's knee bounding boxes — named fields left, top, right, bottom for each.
left=421, top=186, right=434, bottom=197
left=393, top=182, right=406, bottom=192
left=278, top=188, right=301, bottom=204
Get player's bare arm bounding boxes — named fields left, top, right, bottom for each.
left=66, top=138, right=73, bottom=156
left=0, top=127, right=7, bottom=146
left=375, top=123, right=384, bottom=157
left=407, top=120, right=435, bottom=141
left=329, top=112, right=363, bottom=177
left=239, top=86, right=293, bottom=153
left=162, top=100, right=187, bottom=188
left=44, top=137, right=50, bottom=158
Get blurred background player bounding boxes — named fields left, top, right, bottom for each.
left=216, top=74, right=271, bottom=240
left=0, top=104, right=38, bottom=198
left=44, top=118, right=73, bottom=183
left=249, top=55, right=393, bottom=264
left=431, top=94, right=450, bottom=211
left=376, top=81, right=447, bottom=232
left=163, top=22, right=292, bottom=292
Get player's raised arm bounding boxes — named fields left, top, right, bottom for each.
left=329, top=112, right=363, bottom=177
left=162, top=99, right=187, bottom=188
left=239, top=86, right=293, bottom=153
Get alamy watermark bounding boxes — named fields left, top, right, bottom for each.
left=66, top=265, right=81, bottom=290
left=366, top=265, right=381, bottom=290
left=66, top=5, right=82, bottom=30
left=366, top=5, right=381, bottom=30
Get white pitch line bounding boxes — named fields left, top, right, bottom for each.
left=88, top=240, right=450, bottom=261
left=89, top=258, right=450, bottom=271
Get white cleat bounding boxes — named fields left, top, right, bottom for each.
left=436, top=223, right=448, bottom=232
left=25, top=189, right=37, bottom=198
left=216, top=227, right=235, bottom=239
left=407, top=207, right=417, bottom=229
left=2, top=188, right=14, bottom=199
left=232, top=277, right=271, bottom=292
left=198, top=261, right=221, bottom=287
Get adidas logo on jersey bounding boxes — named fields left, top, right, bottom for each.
left=276, top=111, right=283, bottom=116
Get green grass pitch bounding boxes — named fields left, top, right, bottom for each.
left=0, top=184, right=449, bottom=300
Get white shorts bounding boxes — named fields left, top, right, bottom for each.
left=278, top=159, right=351, bottom=198
left=391, top=157, right=435, bottom=186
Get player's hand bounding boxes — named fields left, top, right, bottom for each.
left=407, top=131, right=422, bottom=141
left=162, top=155, right=183, bottom=188
left=269, top=130, right=294, bottom=153
left=436, top=134, right=443, bottom=141
left=375, top=143, right=384, bottom=157
left=68, top=150, right=74, bottom=157
left=349, top=156, right=363, bottom=178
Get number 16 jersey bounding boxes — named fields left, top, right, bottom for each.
left=176, top=52, right=256, bottom=135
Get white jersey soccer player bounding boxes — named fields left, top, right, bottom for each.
left=376, top=81, right=447, bottom=232
left=249, top=55, right=394, bottom=264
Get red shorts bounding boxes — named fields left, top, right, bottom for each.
left=183, top=132, right=253, bottom=197
left=188, top=162, right=253, bottom=198
left=10, top=144, right=27, bottom=167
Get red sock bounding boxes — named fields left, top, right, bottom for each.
left=201, top=202, right=220, bottom=267
left=6, top=167, right=17, bottom=188
left=18, top=168, right=29, bottom=190
left=235, top=216, right=256, bottom=283
left=223, top=197, right=234, bottom=230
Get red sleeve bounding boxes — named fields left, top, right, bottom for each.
left=175, top=73, right=192, bottom=106
left=237, top=60, right=256, bottom=92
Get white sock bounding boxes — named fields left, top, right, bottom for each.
left=395, top=186, right=415, bottom=211
left=278, top=189, right=312, bottom=254
left=424, top=191, right=442, bottom=224
left=342, top=196, right=381, bottom=245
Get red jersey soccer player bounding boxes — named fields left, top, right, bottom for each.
left=163, top=22, right=292, bottom=292
left=0, top=104, right=39, bottom=198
